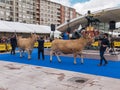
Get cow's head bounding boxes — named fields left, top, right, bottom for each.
left=31, top=33, right=39, bottom=41
left=81, top=30, right=99, bottom=44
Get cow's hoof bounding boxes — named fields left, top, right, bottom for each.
left=74, top=62, right=77, bottom=64
left=50, top=60, right=52, bottom=63
left=58, top=61, right=61, bottom=63
left=28, top=58, right=31, bottom=60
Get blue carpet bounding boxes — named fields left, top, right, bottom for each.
left=0, top=49, right=120, bottom=79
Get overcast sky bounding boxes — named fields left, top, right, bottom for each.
left=50, top=0, right=120, bottom=15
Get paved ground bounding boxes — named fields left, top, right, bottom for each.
left=0, top=49, right=120, bottom=90
left=0, top=60, right=120, bottom=90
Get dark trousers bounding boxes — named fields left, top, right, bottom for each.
left=99, top=50, right=108, bottom=65
left=38, top=49, right=44, bottom=60
left=11, top=45, right=16, bottom=55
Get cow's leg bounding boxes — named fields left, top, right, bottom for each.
left=73, top=53, right=77, bottom=64
left=22, top=50, right=25, bottom=57
left=20, top=49, right=23, bottom=58
left=80, top=54, right=84, bottom=64
left=55, top=52, right=61, bottom=63
left=79, top=53, right=84, bottom=64
left=28, top=50, right=31, bottom=60
left=50, top=50, right=53, bottom=62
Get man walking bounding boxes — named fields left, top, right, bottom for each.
left=98, top=33, right=110, bottom=66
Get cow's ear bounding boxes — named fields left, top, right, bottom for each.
left=94, top=30, right=99, bottom=36
left=81, top=30, right=88, bottom=37
left=81, top=30, right=85, bottom=36
left=31, top=32, right=33, bottom=35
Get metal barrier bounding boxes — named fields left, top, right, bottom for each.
left=1, top=41, right=120, bottom=52
left=114, top=41, right=120, bottom=47
left=92, top=41, right=99, bottom=47
left=0, top=43, right=11, bottom=51
left=92, top=41, right=120, bottom=48
left=34, top=42, right=52, bottom=48
left=0, top=42, right=52, bottom=51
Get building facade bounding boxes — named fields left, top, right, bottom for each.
left=39, top=0, right=61, bottom=26
left=0, top=0, right=36, bottom=23
left=0, top=0, right=80, bottom=26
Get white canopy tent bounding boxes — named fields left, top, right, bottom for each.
left=0, top=20, right=61, bottom=35
left=24, top=23, right=51, bottom=34
left=0, top=21, right=14, bottom=32
left=2, top=21, right=34, bottom=33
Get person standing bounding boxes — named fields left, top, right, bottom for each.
left=98, top=33, right=110, bottom=66
left=62, top=32, right=69, bottom=40
left=10, top=35, right=17, bottom=55
left=37, top=36, right=45, bottom=60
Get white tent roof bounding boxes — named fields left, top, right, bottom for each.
left=0, top=20, right=61, bottom=34
left=0, top=21, right=14, bottom=32
left=24, top=23, right=51, bottom=34
left=2, top=21, right=34, bottom=33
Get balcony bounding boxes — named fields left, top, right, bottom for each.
left=36, top=11, right=40, bottom=14
left=10, top=13, right=13, bottom=16
left=36, top=8, right=40, bottom=11
left=36, top=15, right=40, bottom=18
left=15, top=3, right=18, bottom=6
left=36, top=3, right=40, bottom=5
left=36, top=13, right=40, bottom=16
left=57, top=20, right=61, bottom=22
left=36, top=18, right=40, bottom=21
left=10, top=1, right=13, bottom=5
left=57, top=8, right=60, bottom=11
left=37, top=0, right=40, bottom=3
left=6, top=17, right=13, bottom=21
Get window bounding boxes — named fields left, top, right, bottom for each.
left=6, top=12, right=10, bottom=16
left=0, top=11, right=4, bottom=15
left=0, top=0, right=5, bottom=3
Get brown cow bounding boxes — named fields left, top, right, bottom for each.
left=17, top=34, right=38, bottom=59
left=50, top=30, right=99, bottom=64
